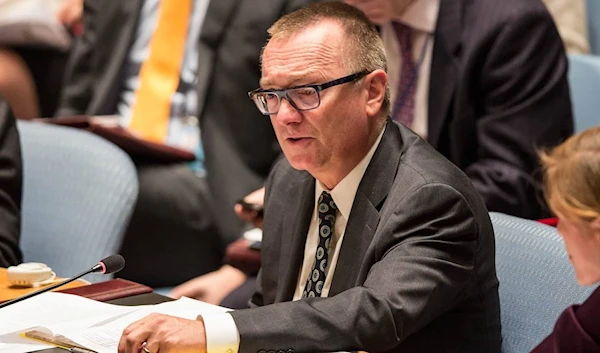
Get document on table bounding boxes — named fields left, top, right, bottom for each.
left=0, top=292, right=231, bottom=353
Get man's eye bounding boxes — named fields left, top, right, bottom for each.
left=297, top=89, right=316, bottom=96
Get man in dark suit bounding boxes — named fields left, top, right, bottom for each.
left=196, top=0, right=574, bottom=308
left=347, top=0, right=573, bottom=220
left=118, top=4, right=501, bottom=353
left=56, top=0, right=313, bottom=286
left=0, top=115, right=23, bottom=267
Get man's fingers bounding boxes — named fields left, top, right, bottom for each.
left=143, top=340, right=160, bottom=353
left=118, top=316, right=155, bottom=353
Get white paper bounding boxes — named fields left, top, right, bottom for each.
left=0, top=292, right=139, bottom=351
left=0, top=293, right=231, bottom=353
left=69, top=297, right=231, bottom=353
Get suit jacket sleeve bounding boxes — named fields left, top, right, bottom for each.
left=0, top=116, right=22, bottom=267
left=466, top=8, right=573, bottom=218
left=56, top=0, right=100, bottom=117
left=231, top=182, right=480, bottom=353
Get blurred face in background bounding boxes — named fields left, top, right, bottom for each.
left=343, top=0, right=417, bottom=24
left=556, top=213, right=600, bottom=285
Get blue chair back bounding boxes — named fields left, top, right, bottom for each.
left=490, top=212, right=595, bottom=353
left=587, top=0, right=600, bottom=55
left=17, top=121, right=138, bottom=282
left=568, top=54, right=600, bottom=132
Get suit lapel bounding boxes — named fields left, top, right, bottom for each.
left=329, top=121, right=403, bottom=295
left=275, top=172, right=315, bottom=302
left=196, top=0, right=240, bottom=117
left=427, top=0, right=463, bottom=149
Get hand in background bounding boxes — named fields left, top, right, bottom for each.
left=235, top=187, right=265, bottom=229
left=169, top=265, right=247, bottom=305
left=118, top=313, right=207, bottom=353
left=55, top=0, right=83, bottom=27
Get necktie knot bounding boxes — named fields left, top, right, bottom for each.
left=318, top=191, right=337, bottom=220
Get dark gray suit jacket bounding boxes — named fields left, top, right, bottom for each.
left=230, top=121, right=502, bottom=353
left=56, top=0, right=314, bottom=244
left=428, top=0, right=573, bottom=220
left=0, top=115, right=22, bottom=267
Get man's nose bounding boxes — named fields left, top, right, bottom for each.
left=274, top=98, right=302, bottom=125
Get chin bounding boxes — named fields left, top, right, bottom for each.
left=575, top=273, right=600, bottom=286
left=285, top=155, right=317, bottom=172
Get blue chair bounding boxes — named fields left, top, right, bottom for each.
left=568, top=54, right=600, bottom=132
left=17, top=121, right=139, bottom=282
left=490, top=212, right=595, bottom=353
left=587, top=0, right=600, bottom=55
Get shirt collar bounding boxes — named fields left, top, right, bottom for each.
left=314, top=126, right=386, bottom=221
left=396, top=0, right=440, bottom=34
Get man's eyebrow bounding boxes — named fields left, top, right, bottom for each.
left=260, top=72, right=320, bottom=89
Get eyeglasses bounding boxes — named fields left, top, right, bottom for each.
left=248, top=71, right=370, bottom=115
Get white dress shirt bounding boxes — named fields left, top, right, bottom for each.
left=201, top=127, right=386, bottom=353
left=382, top=0, right=439, bottom=139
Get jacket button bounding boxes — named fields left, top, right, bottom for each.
left=258, top=350, right=266, bottom=353
left=277, top=350, right=285, bottom=353
left=287, top=350, right=294, bottom=353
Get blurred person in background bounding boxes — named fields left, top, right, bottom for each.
left=0, top=0, right=82, bottom=119
left=344, top=0, right=573, bottom=220
left=56, top=0, right=315, bottom=288
left=530, top=125, right=600, bottom=352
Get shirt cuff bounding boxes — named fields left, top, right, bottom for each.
left=198, top=312, right=240, bottom=353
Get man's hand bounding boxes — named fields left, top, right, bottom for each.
left=169, top=265, right=247, bottom=304
left=118, top=313, right=207, bottom=353
left=234, top=187, right=265, bottom=229
left=343, top=0, right=394, bottom=25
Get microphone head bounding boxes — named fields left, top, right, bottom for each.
left=97, top=255, right=125, bottom=274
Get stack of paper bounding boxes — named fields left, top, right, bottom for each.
left=0, top=292, right=230, bottom=353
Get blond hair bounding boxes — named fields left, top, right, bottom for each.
left=540, top=126, right=600, bottom=221
left=265, top=2, right=390, bottom=118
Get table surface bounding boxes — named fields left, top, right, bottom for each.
left=36, top=292, right=171, bottom=353
left=0, top=268, right=88, bottom=302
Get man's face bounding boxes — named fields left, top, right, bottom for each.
left=260, top=22, right=378, bottom=187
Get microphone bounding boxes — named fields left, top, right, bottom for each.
left=0, top=255, right=125, bottom=309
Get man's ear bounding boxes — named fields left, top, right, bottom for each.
left=365, top=69, right=387, bottom=117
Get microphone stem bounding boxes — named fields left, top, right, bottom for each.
left=0, top=268, right=94, bottom=309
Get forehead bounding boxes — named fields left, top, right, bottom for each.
left=261, top=22, right=347, bottom=87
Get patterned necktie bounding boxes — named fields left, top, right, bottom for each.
left=129, top=0, right=192, bottom=142
left=391, top=21, right=416, bottom=128
left=302, top=191, right=337, bottom=298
